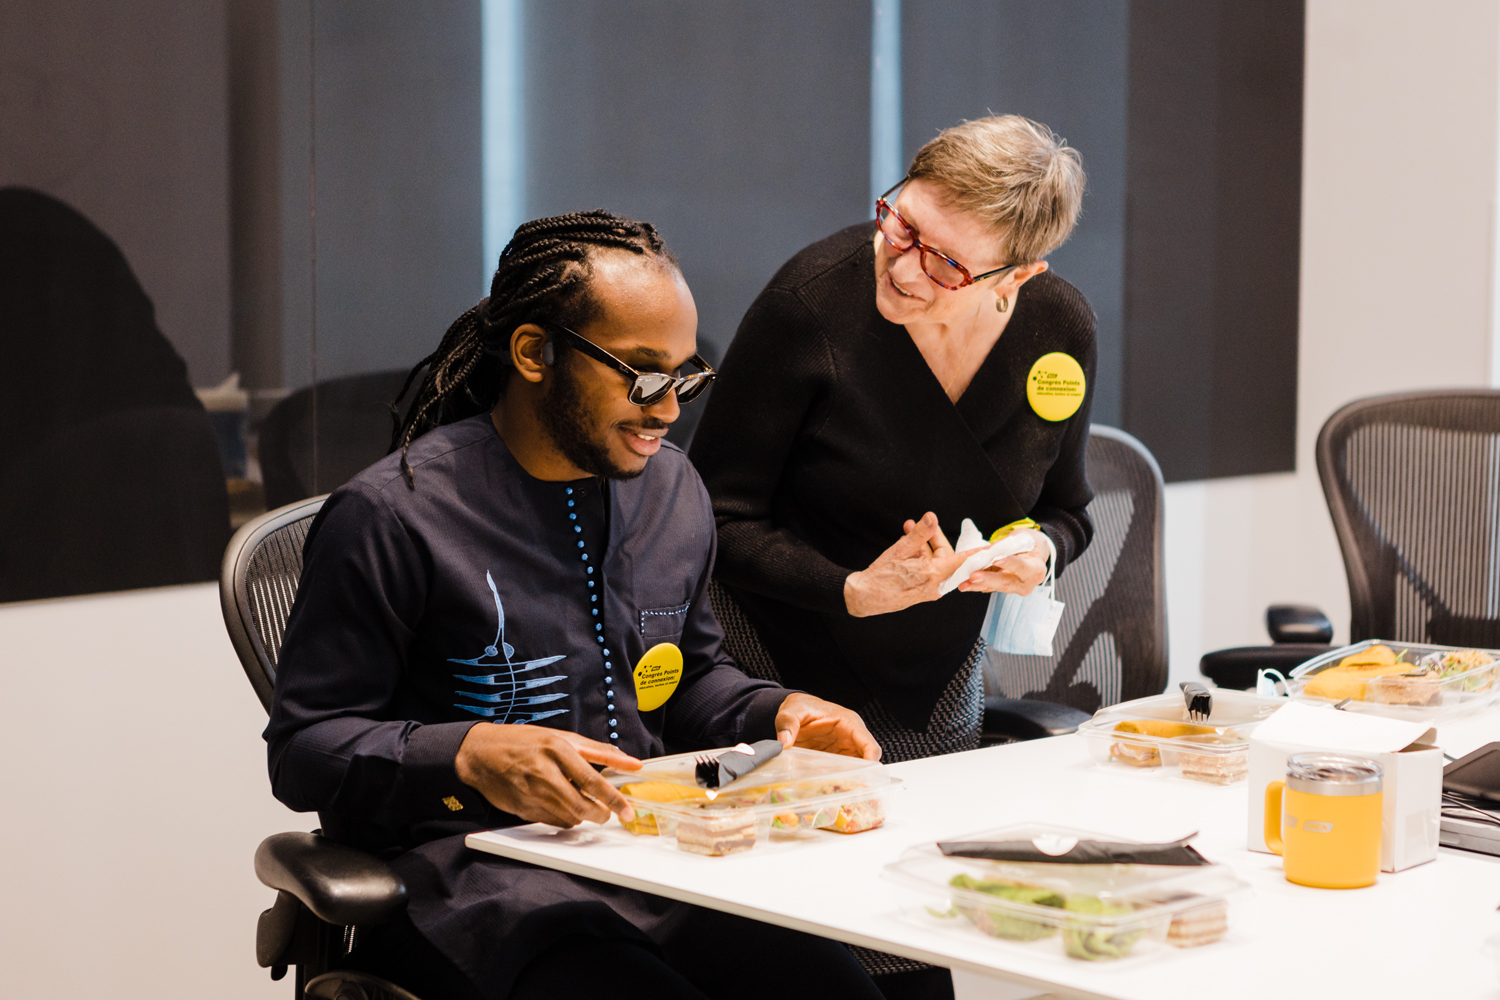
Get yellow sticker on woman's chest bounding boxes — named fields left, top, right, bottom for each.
left=1026, top=352, right=1086, bottom=421
left=633, top=642, right=683, bottom=712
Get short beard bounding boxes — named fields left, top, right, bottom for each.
left=536, top=352, right=645, bottom=481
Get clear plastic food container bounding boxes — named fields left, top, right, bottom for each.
left=1076, top=691, right=1284, bottom=784
left=1289, top=640, right=1500, bottom=719
left=601, top=747, right=895, bottom=856
left=883, top=824, right=1247, bottom=963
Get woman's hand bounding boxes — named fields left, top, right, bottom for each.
left=844, top=512, right=977, bottom=617
left=956, top=527, right=1051, bottom=596
left=775, top=693, right=882, bottom=760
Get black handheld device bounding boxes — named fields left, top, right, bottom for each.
left=1443, top=742, right=1500, bottom=803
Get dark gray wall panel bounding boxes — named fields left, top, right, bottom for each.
left=0, top=0, right=231, bottom=387
left=902, top=0, right=1128, bottom=427
left=524, top=0, right=871, bottom=443
left=1123, top=0, right=1303, bottom=481
left=230, top=0, right=285, bottom=390
left=279, top=0, right=483, bottom=388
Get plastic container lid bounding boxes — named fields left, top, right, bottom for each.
left=1289, top=640, right=1500, bottom=719
left=601, top=747, right=896, bottom=855
left=883, top=823, right=1247, bottom=963
left=603, top=746, right=886, bottom=795
left=1077, top=690, right=1284, bottom=782
left=1285, top=752, right=1383, bottom=795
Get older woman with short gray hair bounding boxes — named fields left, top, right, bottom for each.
left=691, top=115, right=1094, bottom=762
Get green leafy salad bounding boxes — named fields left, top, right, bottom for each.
left=940, top=874, right=1148, bottom=960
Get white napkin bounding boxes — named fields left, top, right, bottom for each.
left=938, top=518, right=1035, bottom=596
left=1250, top=701, right=1435, bottom=753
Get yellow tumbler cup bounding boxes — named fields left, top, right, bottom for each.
left=1263, top=753, right=1383, bottom=889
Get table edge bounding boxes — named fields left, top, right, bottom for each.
left=465, top=831, right=1121, bottom=1000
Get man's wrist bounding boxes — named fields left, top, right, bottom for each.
left=774, top=691, right=808, bottom=744
left=454, top=724, right=484, bottom=788
left=404, top=720, right=487, bottom=818
left=734, top=686, right=788, bottom=743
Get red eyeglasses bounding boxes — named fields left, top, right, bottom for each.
left=876, top=180, right=1018, bottom=290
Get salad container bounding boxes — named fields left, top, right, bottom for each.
left=1289, top=639, right=1499, bottom=719
left=1077, top=690, right=1285, bottom=784
left=601, top=747, right=895, bottom=857
left=884, top=824, right=1247, bottom=963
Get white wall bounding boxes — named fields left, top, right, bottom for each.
left=0, top=585, right=300, bottom=999
left=1165, top=0, right=1500, bottom=688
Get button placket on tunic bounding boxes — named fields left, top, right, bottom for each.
left=567, top=485, right=618, bottom=742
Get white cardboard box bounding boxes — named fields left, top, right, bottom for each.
left=1246, top=702, right=1442, bottom=873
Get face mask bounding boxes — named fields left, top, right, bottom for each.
left=1256, top=668, right=1291, bottom=699
left=980, top=534, right=1065, bottom=656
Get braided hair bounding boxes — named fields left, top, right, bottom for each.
left=389, top=209, right=672, bottom=485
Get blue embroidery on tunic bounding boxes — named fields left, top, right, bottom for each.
left=449, top=571, right=569, bottom=723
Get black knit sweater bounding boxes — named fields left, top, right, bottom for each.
left=689, top=223, right=1096, bottom=729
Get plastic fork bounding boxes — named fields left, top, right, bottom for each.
left=1180, top=681, right=1213, bottom=723
left=693, top=755, right=719, bottom=787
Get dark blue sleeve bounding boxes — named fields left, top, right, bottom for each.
left=663, top=473, right=791, bottom=751
left=263, top=485, right=488, bottom=828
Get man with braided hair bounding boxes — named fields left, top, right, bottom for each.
left=265, top=211, right=885, bottom=1000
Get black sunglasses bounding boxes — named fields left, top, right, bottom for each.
left=548, top=324, right=716, bottom=406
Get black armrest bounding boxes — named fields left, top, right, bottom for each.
left=1266, top=605, right=1334, bottom=644
left=1198, top=644, right=1333, bottom=690
left=983, top=696, right=1093, bottom=741
left=255, top=831, right=408, bottom=927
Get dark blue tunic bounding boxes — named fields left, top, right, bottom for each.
left=264, top=414, right=787, bottom=994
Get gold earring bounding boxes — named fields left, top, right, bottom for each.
left=996, top=295, right=1009, bottom=314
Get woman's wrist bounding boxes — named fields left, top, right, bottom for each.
left=844, top=571, right=868, bottom=617
left=1026, top=527, right=1056, bottom=573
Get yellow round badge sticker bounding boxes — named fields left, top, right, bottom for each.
left=1026, top=352, right=1086, bottom=421
left=633, top=642, right=683, bottom=712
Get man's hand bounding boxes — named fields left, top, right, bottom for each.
left=454, top=725, right=642, bottom=828
left=775, top=693, right=881, bottom=761
left=844, top=512, right=976, bottom=617
left=955, top=527, right=1050, bottom=596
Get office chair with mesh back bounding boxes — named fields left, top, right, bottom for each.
left=1318, top=390, right=1500, bottom=648
left=259, top=371, right=413, bottom=510
left=982, top=425, right=1169, bottom=736
left=1196, top=604, right=1334, bottom=691
left=711, top=425, right=1170, bottom=743
left=221, top=496, right=421, bottom=1000
left=1201, top=390, right=1500, bottom=690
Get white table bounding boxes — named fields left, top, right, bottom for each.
left=470, top=713, right=1500, bottom=1000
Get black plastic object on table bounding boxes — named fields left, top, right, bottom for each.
left=938, top=834, right=1211, bottom=866
left=694, top=739, right=784, bottom=789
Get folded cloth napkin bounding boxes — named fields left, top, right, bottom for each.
left=695, top=739, right=784, bottom=789
left=938, top=518, right=1035, bottom=596
left=938, top=834, right=1210, bottom=866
